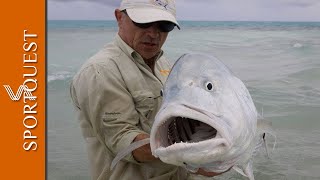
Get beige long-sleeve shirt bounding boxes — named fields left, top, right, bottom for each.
left=70, top=34, right=188, bottom=180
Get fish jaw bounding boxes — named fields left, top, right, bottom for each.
left=154, top=137, right=229, bottom=167
left=150, top=103, right=234, bottom=166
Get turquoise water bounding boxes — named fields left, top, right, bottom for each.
left=48, top=20, right=320, bottom=180
left=48, top=20, right=320, bottom=29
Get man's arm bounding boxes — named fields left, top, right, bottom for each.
left=132, top=134, right=158, bottom=162
left=73, top=63, right=148, bottom=164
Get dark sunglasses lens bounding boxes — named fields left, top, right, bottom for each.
left=133, top=21, right=175, bottom=32
left=133, top=22, right=153, bottom=29
left=159, top=22, right=175, bottom=32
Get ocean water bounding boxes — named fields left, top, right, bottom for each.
left=48, top=20, right=320, bottom=180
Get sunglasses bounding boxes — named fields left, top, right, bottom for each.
left=122, top=10, right=175, bottom=32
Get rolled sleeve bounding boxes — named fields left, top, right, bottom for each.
left=73, top=61, right=146, bottom=164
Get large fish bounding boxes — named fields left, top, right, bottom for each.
left=111, top=53, right=274, bottom=180
left=149, top=53, right=274, bottom=180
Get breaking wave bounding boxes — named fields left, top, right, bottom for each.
left=48, top=71, right=73, bottom=83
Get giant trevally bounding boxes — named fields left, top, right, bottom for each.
left=149, top=53, right=274, bottom=180
left=111, top=53, right=274, bottom=180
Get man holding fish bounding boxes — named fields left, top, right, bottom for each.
left=70, top=0, right=234, bottom=179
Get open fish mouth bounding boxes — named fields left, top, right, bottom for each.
left=168, top=117, right=217, bottom=145
left=157, top=116, right=218, bottom=148
left=151, top=104, right=233, bottom=161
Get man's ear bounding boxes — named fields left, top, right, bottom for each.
left=115, top=9, right=123, bottom=24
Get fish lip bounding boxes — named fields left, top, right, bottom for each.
left=151, top=103, right=233, bottom=156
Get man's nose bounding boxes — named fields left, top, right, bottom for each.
left=146, top=24, right=160, bottom=38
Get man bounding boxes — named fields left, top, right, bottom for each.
left=70, top=0, right=224, bottom=179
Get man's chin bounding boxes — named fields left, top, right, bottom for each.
left=139, top=51, right=160, bottom=60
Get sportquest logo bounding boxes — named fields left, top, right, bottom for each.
left=1, top=30, right=40, bottom=151
left=3, top=85, right=36, bottom=101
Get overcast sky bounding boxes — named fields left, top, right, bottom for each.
left=48, top=0, right=320, bottom=21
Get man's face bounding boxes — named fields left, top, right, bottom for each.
left=116, top=9, right=169, bottom=60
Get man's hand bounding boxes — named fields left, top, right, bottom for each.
left=132, top=134, right=158, bottom=162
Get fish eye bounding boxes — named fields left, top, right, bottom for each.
left=205, top=82, right=214, bottom=91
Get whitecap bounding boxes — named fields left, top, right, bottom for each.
left=292, top=43, right=303, bottom=48
left=48, top=71, right=73, bottom=82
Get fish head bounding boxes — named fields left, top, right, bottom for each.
left=150, top=53, right=258, bottom=171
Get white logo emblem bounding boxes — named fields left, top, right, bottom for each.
left=154, top=0, right=169, bottom=9
left=3, top=85, right=36, bottom=101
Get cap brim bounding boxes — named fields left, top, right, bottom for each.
left=126, top=8, right=180, bottom=30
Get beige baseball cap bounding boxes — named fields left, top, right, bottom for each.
left=119, top=0, right=180, bottom=29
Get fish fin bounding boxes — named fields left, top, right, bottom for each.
left=232, top=166, right=247, bottom=177
left=243, top=161, right=255, bottom=180
left=263, top=133, right=271, bottom=158
left=263, top=132, right=277, bottom=158
left=257, top=118, right=272, bottom=132
left=185, top=163, right=199, bottom=173
left=110, top=138, right=150, bottom=170
left=257, top=107, right=264, bottom=120
left=256, top=119, right=277, bottom=157
left=233, top=161, right=255, bottom=180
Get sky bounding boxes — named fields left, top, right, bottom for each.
left=48, top=0, right=320, bottom=21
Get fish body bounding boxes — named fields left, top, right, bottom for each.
left=150, top=53, right=268, bottom=179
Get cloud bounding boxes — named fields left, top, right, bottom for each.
left=48, top=0, right=116, bottom=20
left=48, top=0, right=320, bottom=8
left=48, top=0, right=120, bottom=7
left=48, top=0, right=320, bottom=21
left=258, top=0, right=320, bottom=8
left=280, top=0, right=319, bottom=7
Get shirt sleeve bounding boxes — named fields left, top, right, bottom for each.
left=72, top=61, right=147, bottom=164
